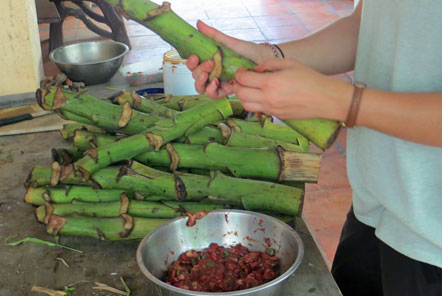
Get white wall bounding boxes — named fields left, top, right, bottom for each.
left=0, top=0, right=44, bottom=97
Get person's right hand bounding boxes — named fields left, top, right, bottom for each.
left=186, top=21, right=269, bottom=99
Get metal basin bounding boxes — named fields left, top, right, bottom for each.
left=137, top=210, right=304, bottom=296
left=49, top=40, right=129, bottom=85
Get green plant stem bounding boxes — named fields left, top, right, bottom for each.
left=91, top=162, right=303, bottom=216
left=24, top=186, right=130, bottom=205
left=45, top=214, right=168, bottom=241
left=73, top=131, right=321, bottom=182
left=59, top=123, right=105, bottom=140
left=283, top=118, right=342, bottom=151
left=185, top=125, right=303, bottom=151
left=111, top=90, right=176, bottom=117
left=24, top=163, right=303, bottom=216
left=103, top=0, right=256, bottom=81
left=35, top=200, right=231, bottom=221
left=37, top=87, right=164, bottom=134
left=67, top=98, right=233, bottom=181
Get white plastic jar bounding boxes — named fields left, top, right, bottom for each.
left=162, top=49, right=198, bottom=96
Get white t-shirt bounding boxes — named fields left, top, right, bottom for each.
left=348, top=0, right=442, bottom=268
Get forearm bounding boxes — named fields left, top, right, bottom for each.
left=278, top=2, right=362, bottom=75
left=331, top=84, right=442, bottom=146
left=356, top=89, right=442, bottom=146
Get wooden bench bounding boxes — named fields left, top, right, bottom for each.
left=36, top=0, right=131, bottom=52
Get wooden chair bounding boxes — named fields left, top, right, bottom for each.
left=35, top=0, right=131, bottom=52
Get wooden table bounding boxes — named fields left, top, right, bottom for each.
left=0, top=78, right=341, bottom=295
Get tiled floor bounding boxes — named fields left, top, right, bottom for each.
left=38, top=0, right=355, bottom=268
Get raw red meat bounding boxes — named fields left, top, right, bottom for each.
left=163, top=243, right=280, bottom=292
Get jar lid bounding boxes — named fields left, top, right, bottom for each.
left=163, top=49, right=187, bottom=64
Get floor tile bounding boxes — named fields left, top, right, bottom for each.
left=39, top=31, right=50, bottom=41
left=168, top=0, right=205, bottom=9
left=173, top=7, right=209, bottom=21
left=242, top=0, right=284, bottom=5
left=304, top=22, right=330, bottom=33
left=336, top=9, right=353, bottom=17
left=297, top=11, right=339, bottom=24
left=40, top=41, right=50, bottom=59
left=123, top=47, right=170, bottom=65
left=246, top=4, right=292, bottom=16
left=331, top=73, right=352, bottom=82
left=335, top=127, right=347, bottom=154
left=261, top=25, right=309, bottom=40
left=326, top=0, right=355, bottom=11
left=38, top=24, right=50, bottom=32
left=76, top=18, right=110, bottom=30
left=309, top=122, right=347, bottom=156
left=223, top=28, right=265, bottom=42
left=310, top=140, right=340, bottom=157
left=303, top=186, right=352, bottom=230
left=310, top=154, right=350, bottom=190
left=130, top=35, right=170, bottom=50
left=63, top=17, right=79, bottom=28
left=75, top=28, right=101, bottom=42
left=285, top=0, right=324, bottom=2
left=212, top=17, right=258, bottom=31
left=62, top=29, right=78, bottom=43
left=42, top=58, right=60, bottom=77
left=124, top=19, right=140, bottom=26
left=126, top=24, right=156, bottom=37
left=314, top=228, right=342, bottom=265
left=287, top=2, right=332, bottom=12
left=206, top=6, right=250, bottom=19
left=204, top=1, right=245, bottom=9
left=254, top=14, right=302, bottom=28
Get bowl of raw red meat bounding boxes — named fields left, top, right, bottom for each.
left=136, top=209, right=304, bottom=295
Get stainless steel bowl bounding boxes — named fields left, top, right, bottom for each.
left=49, top=40, right=129, bottom=85
left=137, top=210, right=304, bottom=296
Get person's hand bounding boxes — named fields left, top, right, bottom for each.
left=186, top=21, right=272, bottom=99
left=233, top=58, right=354, bottom=121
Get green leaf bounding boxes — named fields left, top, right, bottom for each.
left=120, top=277, right=131, bottom=296
left=62, top=287, right=75, bottom=296
left=4, top=235, right=83, bottom=254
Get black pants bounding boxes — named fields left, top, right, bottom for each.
left=331, top=206, right=442, bottom=296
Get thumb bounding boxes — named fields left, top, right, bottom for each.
left=196, top=20, right=254, bottom=61
left=254, top=59, right=298, bottom=73
left=197, top=20, right=237, bottom=47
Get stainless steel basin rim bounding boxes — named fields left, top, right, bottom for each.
left=49, top=40, right=130, bottom=66
left=136, top=209, right=304, bottom=296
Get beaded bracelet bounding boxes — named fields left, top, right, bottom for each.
left=260, top=42, right=285, bottom=59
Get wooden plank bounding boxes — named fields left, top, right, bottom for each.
left=35, top=0, right=61, bottom=22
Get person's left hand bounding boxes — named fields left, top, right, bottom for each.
left=233, top=58, right=353, bottom=121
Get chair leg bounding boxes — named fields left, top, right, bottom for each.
left=49, top=21, right=64, bottom=52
